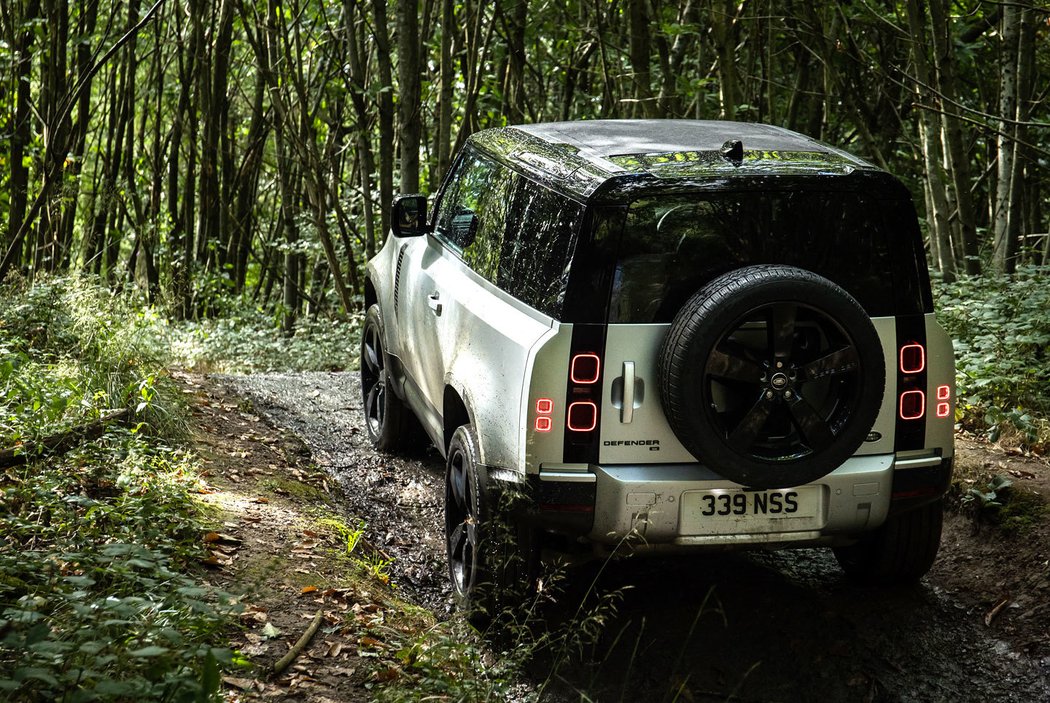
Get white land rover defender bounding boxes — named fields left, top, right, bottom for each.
left=361, top=120, right=955, bottom=618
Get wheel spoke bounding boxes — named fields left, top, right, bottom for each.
left=707, top=349, right=765, bottom=384
left=768, top=303, right=797, bottom=359
left=363, top=327, right=381, bottom=373
left=727, top=395, right=775, bottom=450
left=365, top=381, right=382, bottom=426
left=787, top=396, right=835, bottom=451
left=450, top=522, right=467, bottom=561
left=449, top=460, right=467, bottom=508
left=800, top=345, right=859, bottom=381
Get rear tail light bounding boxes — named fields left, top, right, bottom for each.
left=570, top=354, right=601, bottom=384
left=899, top=343, right=925, bottom=374
left=936, top=384, right=951, bottom=418
left=899, top=390, right=925, bottom=420
left=567, top=401, right=598, bottom=432
left=535, top=398, right=554, bottom=432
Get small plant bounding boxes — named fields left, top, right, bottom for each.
left=958, top=474, right=1048, bottom=534
left=318, top=517, right=366, bottom=556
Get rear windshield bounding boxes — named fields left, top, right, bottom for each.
left=609, top=190, right=929, bottom=322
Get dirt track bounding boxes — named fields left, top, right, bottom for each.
left=222, top=371, right=1050, bottom=703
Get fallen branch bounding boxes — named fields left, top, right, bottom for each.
left=272, top=610, right=324, bottom=677
left=0, top=408, right=133, bottom=468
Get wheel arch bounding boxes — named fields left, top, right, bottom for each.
left=442, top=383, right=475, bottom=458
left=364, top=276, right=378, bottom=311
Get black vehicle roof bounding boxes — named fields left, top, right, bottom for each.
left=468, top=119, right=888, bottom=202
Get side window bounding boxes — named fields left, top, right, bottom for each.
left=499, top=183, right=584, bottom=318
left=433, top=149, right=516, bottom=282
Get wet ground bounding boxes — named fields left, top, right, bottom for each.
left=222, top=371, right=1050, bottom=703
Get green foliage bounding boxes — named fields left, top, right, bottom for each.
left=0, top=274, right=184, bottom=446
left=935, top=266, right=1050, bottom=449
left=375, top=620, right=534, bottom=703
left=170, top=305, right=362, bottom=373
left=956, top=474, right=1048, bottom=534
left=0, top=276, right=240, bottom=701
left=0, top=429, right=241, bottom=701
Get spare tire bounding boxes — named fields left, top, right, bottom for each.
left=659, top=265, right=885, bottom=489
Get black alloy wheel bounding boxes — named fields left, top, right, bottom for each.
left=445, top=426, right=482, bottom=603
left=360, top=304, right=417, bottom=451
left=660, top=265, right=885, bottom=489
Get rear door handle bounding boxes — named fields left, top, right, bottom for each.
left=427, top=292, right=442, bottom=316
left=622, top=361, right=635, bottom=423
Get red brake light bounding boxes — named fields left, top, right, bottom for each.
left=937, top=385, right=950, bottom=401
left=936, top=403, right=950, bottom=418
left=535, top=416, right=553, bottom=432
left=899, top=344, right=925, bottom=374
left=536, top=398, right=553, bottom=414
left=899, top=390, right=925, bottom=420
left=570, top=354, right=601, bottom=384
left=567, top=401, right=598, bottom=432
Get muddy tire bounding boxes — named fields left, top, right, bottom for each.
left=833, top=499, right=944, bottom=584
left=444, top=424, right=538, bottom=627
left=659, top=265, right=885, bottom=489
left=360, top=304, right=420, bottom=452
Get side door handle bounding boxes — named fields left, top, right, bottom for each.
left=427, top=292, right=442, bottom=316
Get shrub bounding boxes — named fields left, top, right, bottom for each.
left=935, top=265, right=1050, bottom=450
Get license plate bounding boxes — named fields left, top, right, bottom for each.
left=679, top=486, right=824, bottom=535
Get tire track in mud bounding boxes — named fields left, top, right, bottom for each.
left=222, top=371, right=1050, bottom=702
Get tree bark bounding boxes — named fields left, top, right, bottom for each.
left=397, top=0, right=422, bottom=193
left=928, top=0, right=979, bottom=275
left=906, top=0, right=955, bottom=281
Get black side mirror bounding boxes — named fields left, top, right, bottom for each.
left=392, top=194, right=429, bottom=237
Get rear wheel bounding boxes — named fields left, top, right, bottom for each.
left=360, top=304, right=419, bottom=452
left=833, top=499, right=944, bottom=584
left=444, top=425, right=538, bottom=627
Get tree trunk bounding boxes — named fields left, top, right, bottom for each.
left=906, top=0, right=955, bottom=282
left=397, top=0, right=421, bottom=193
left=928, top=0, right=979, bottom=275
left=992, top=3, right=1020, bottom=274
left=627, top=0, right=655, bottom=118
left=372, top=0, right=395, bottom=235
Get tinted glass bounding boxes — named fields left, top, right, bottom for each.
left=498, top=184, right=585, bottom=318
left=434, top=150, right=517, bottom=281
left=610, top=191, right=922, bottom=322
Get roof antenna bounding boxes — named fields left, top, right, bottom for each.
left=721, top=139, right=744, bottom=165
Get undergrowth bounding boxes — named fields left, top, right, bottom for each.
left=0, top=275, right=242, bottom=701
left=935, top=265, right=1050, bottom=452
left=950, top=473, right=1049, bottom=534
left=170, top=307, right=362, bottom=373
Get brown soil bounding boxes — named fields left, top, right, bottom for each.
left=932, top=436, right=1050, bottom=657
left=180, top=373, right=417, bottom=702
left=176, top=371, right=1050, bottom=701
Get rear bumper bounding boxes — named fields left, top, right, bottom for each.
left=522, top=453, right=952, bottom=548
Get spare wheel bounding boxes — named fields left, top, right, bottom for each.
left=659, top=265, right=886, bottom=489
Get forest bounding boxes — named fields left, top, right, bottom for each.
left=1, top=0, right=1047, bottom=322
left=1, top=1, right=1050, bottom=700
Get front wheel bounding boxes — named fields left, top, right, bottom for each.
left=833, top=498, right=944, bottom=584
left=444, top=425, right=538, bottom=627
left=360, top=304, right=419, bottom=452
